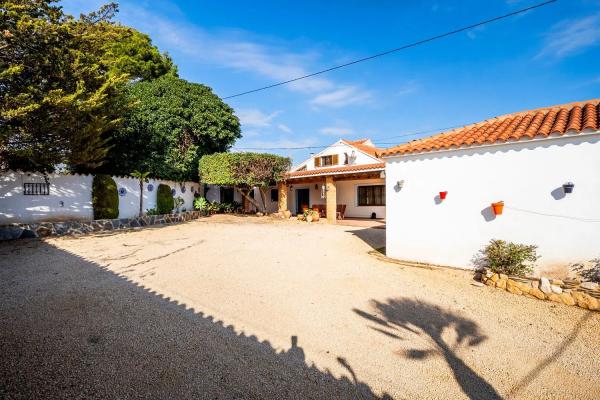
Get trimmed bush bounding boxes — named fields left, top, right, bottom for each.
left=157, top=183, right=174, bottom=214
left=475, top=239, right=539, bottom=277
left=92, top=174, right=119, bottom=219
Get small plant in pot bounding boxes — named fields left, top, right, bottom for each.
left=562, top=182, right=575, bottom=194
left=303, top=209, right=319, bottom=222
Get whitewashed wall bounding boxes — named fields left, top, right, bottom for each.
left=0, top=171, right=200, bottom=224
left=384, top=133, right=600, bottom=275
left=295, top=141, right=380, bottom=171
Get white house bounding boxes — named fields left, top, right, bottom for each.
left=382, top=99, right=600, bottom=275
left=279, top=138, right=386, bottom=221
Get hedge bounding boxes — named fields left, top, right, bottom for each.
left=92, top=174, right=119, bottom=219
left=157, top=183, right=174, bottom=214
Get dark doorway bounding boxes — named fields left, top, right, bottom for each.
left=296, top=188, right=310, bottom=214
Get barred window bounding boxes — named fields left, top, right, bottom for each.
left=24, top=183, right=50, bottom=195
left=357, top=185, right=385, bottom=206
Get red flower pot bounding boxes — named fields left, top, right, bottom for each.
left=439, top=191, right=448, bottom=200
left=491, top=201, right=504, bottom=216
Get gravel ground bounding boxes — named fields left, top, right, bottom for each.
left=1, top=214, right=599, bottom=399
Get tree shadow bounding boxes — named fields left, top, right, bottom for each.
left=0, top=240, right=393, bottom=399
left=354, top=298, right=502, bottom=400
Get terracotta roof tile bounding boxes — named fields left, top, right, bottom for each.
left=382, top=99, right=600, bottom=156
left=341, top=139, right=384, bottom=159
left=287, top=163, right=384, bottom=178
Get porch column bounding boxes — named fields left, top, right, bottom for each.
left=278, top=181, right=288, bottom=212
left=325, top=176, right=336, bottom=224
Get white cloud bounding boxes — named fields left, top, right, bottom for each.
left=319, top=127, right=354, bottom=137
left=277, top=124, right=293, bottom=133
left=310, top=86, right=372, bottom=108
left=537, top=14, right=600, bottom=59
left=236, top=109, right=280, bottom=127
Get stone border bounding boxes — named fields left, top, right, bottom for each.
left=0, top=211, right=203, bottom=240
left=480, top=271, right=599, bottom=311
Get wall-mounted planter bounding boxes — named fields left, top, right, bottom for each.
left=491, top=201, right=504, bottom=216
left=439, top=191, right=448, bottom=200
left=563, top=182, right=575, bottom=194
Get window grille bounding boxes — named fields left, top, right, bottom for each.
left=23, top=182, right=50, bottom=195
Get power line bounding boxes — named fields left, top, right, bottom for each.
left=233, top=121, right=474, bottom=151
left=222, top=0, right=557, bottom=100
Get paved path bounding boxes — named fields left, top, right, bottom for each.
left=1, top=215, right=598, bottom=399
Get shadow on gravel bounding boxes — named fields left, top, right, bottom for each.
left=0, top=240, right=392, bottom=399
left=354, top=298, right=502, bottom=400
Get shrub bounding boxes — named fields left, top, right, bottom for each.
left=145, top=208, right=160, bottom=216
left=156, top=184, right=174, bottom=214
left=194, top=197, right=208, bottom=213
left=475, top=239, right=539, bottom=277
left=92, top=174, right=119, bottom=219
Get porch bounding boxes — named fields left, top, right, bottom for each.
left=279, top=163, right=386, bottom=224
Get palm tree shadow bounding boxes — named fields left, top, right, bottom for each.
left=354, top=298, right=502, bottom=400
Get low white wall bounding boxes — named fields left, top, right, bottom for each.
left=0, top=171, right=200, bottom=224
left=384, top=133, right=600, bottom=275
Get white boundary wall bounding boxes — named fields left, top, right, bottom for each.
left=0, top=171, right=200, bottom=224
left=384, top=132, right=600, bottom=275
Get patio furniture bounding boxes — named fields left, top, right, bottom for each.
left=336, top=204, right=346, bottom=220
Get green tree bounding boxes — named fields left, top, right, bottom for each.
left=199, top=152, right=291, bottom=213
left=0, top=1, right=174, bottom=172
left=99, top=75, right=241, bottom=181
left=131, top=170, right=150, bottom=217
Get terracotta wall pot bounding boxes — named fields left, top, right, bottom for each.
left=439, top=191, right=448, bottom=200
left=491, top=201, right=504, bottom=215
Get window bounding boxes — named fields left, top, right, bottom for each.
left=314, top=154, right=339, bottom=167
left=23, top=182, right=50, bottom=195
left=220, top=187, right=234, bottom=203
left=357, top=185, right=385, bottom=206
left=270, top=188, right=278, bottom=202
left=344, top=153, right=349, bottom=165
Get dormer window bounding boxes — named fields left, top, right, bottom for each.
left=314, top=154, right=339, bottom=167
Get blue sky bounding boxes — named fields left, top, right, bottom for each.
left=62, top=0, right=600, bottom=164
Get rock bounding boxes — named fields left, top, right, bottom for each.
left=580, top=281, right=599, bottom=291
left=485, top=270, right=493, bottom=278
left=548, top=293, right=562, bottom=303
left=283, top=210, right=292, bottom=219
left=485, top=279, right=496, bottom=287
left=560, top=293, right=576, bottom=306
left=551, top=279, right=564, bottom=286
left=490, top=274, right=499, bottom=283
left=530, top=280, right=540, bottom=289
left=506, top=279, right=523, bottom=294
left=471, top=281, right=484, bottom=287
left=499, top=274, right=508, bottom=280
left=0, top=226, right=24, bottom=240
left=539, top=277, right=552, bottom=294
left=496, top=279, right=507, bottom=290
left=474, top=272, right=482, bottom=281
left=550, top=285, right=563, bottom=294
left=572, top=292, right=600, bottom=310
left=529, top=288, right=546, bottom=300
left=256, top=212, right=264, bottom=217
left=518, top=282, right=531, bottom=294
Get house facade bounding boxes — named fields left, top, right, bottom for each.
left=278, top=139, right=386, bottom=221
left=382, top=99, right=600, bottom=275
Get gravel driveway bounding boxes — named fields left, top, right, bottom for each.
left=1, top=215, right=598, bottom=399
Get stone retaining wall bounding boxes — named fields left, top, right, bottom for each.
left=0, top=211, right=203, bottom=240
left=480, top=271, right=600, bottom=311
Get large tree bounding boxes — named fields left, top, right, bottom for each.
left=99, top=75, right=241, bottom=181
left=199, top=152, right=291, bottom=213
left=0, top=1, right=174, bottom=172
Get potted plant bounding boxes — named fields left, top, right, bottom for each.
left=303, top=209, right=319, bottom=222
left=563, top=182, right=575, bottom=194
left=491, top=201, right=504, bottom=216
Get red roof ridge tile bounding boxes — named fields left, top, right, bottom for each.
left=383, top=99, right=600, bottom=157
